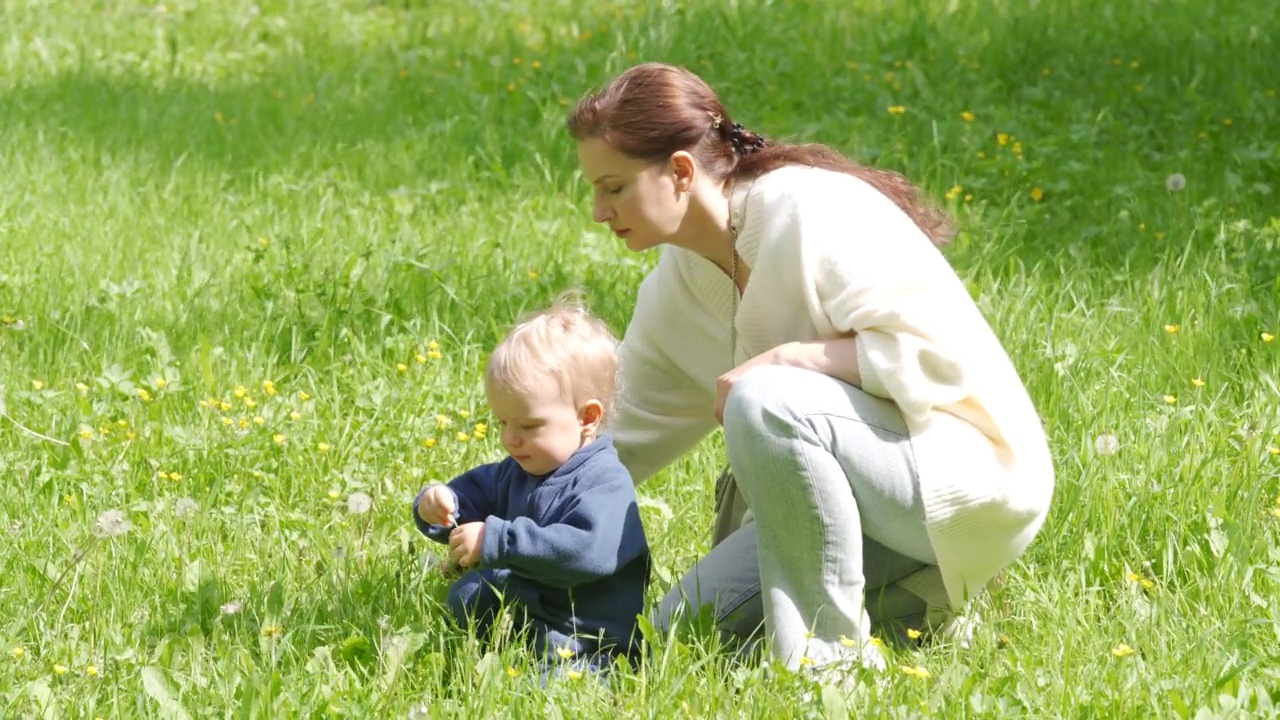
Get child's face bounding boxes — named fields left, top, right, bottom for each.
left=488, top=382, right=591, bottom=476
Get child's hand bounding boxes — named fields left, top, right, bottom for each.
left=448, top=522, right=485, bottom=568
left=417, top=485, right=457, bottom=527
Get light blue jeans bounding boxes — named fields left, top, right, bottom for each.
left=655, top=366, right=939, bottom=670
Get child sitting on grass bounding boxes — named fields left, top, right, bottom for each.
left=413, top=295, right=650, bottom=673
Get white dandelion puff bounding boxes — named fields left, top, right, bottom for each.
left=1094, top=434, right=1120, bottom=455
left=220, top=600, right=243, bottom=616
left=347, top=492, right=373, bottom=515
left=1165, top=173, right=1186, bottom=192
left=174, top=497, right=199, bottom=518
left=93, top=509, right=131, bottom=538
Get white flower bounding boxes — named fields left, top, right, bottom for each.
left=347, top=492, right=373, bottom=515
left=220, top=600, right=242, bottom=616
left=174, top=497, right=199, bottom=518
left=93, top=509, right=131, bottom=538
left=1165, top=173, right=1186, bottom=192
left=1094, top=434, right=1120, bottom=455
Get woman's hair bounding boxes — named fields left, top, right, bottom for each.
left=485, top=291, right=620, bottom=423
left=567, top=62, right=954, bottom=247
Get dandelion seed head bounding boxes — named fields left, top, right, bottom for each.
left=174, top=497, right=199, bottom=518
left=1165, top=173, right=1186, bottom=192
left=347, top=492, right=373, bottom=515
left=1094, top=434, right=1120, bottom=455
left=220, top=600, right=243, bottom=616
left=94, top=509, right=131, bottom=538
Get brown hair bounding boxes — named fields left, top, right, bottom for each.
left=567, top=63, right=954, bottom=247
left=485, top=291, right=620, bottom=424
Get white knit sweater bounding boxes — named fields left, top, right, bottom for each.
left=610, top=165, right=1055, bottom=608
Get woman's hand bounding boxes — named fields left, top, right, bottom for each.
left=714, top=345, right=787, bottom=424
left=714, top=338, right=863, bottom=424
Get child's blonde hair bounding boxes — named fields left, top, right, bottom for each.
left=484, top=292, right=620, bottom=423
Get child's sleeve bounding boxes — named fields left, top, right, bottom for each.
left=412, top=462, right=506, bottom=544
left=479, top=469, right=646, bottom=587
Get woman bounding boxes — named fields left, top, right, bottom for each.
left=567, top=63, right=1054, bottom=674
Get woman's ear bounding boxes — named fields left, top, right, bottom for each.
left=579, top=399, right=605, bottom=438
left=670, top=151, right=696, bottom=192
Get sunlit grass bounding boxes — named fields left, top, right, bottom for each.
left=2, top=0, right=1279, bottom=716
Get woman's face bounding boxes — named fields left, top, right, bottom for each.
left=576, top=137, right=685, bottom=252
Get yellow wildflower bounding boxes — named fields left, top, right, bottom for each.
left=85, top=665, right=98, bottom=678
left=839, top=634, right=856, bottom=647
left=299, top=391, right=310, bottom=401
left=290, top=411, right=301, bottom=421
left=53, top=664, right=68, bottom=675
left=1030, top=187, right=1044, bottom=202
left=244, top=397, right=257, bottom=409
left=262, top=625, right=283, bottom=638
left=9, top=647, right=24, bottom=659
left=272, top=433, right=284, bottom=444
left=317, top=443, right=331, bottom=453
left=1112, top=643, right=1134, bottom=658
left=415, top=353, right=427, bottom=364
left=900, top=664, right=931, bottom=679
left=155, top=378, right=167, bottom=389
left=456, top=432, right=470, bottom=443
left=1191, top=377, right=1205, bottom=387
left=887, top=105, right=906, bottom=116
left=960, top=111, right=975, bottom=122
left=328, top=490, right=340, bottom=500
left=1163, top=395, right=1177, bottom=404
left=138, top=388, right=152, bottom=401
left=253, top=416, right=265, bottom=426
left=437, top=415, right=452, bottom=429
left=527, top=269, right=539, bottom=280
left=423, top=438, right=437, bottom=448
left=507, top=666, right=520, bottom=678
left=262, top=380, right=277, bottom=396
left=1263, top=333, right=1274, bottom=343
left=79, top=429, right=94, bottom=440
left=906, top=628, right=922, bottom=640
left=76, top=382, right=89, bottom=393
left=234, top=386, right=247, bottom=398
left=997, top=133, right=1009, bottom=146
left=1163, top=324, right=1180, bottom=333
left=396, top=363, right=408, bottom=372
left=565, top=669, right=584, bottom=680
left=427, top=350, right=442, bottom=360
left=799, top=656, right=816, bottom=667
left=555, top=646, right=575, bottom=660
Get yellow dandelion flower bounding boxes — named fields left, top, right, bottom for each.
left=85, top=665, right=98, bottom=678
left=222, top=417, right=233, bottom=426
left=53, top=664, right=68, bottom=675
left=960, top=111, right=975, bottom=122
left=799, top=656, right=816, bottom=667
left=234, top=386, right=247, bottom=398
left=506, top=83, right=516, bottom=92
left=9, top=646, right=24, bottom=659
left=299, top=391, right=310, bottom=401
left=997, top=132, right=1009, bottom=146
left=1125, top=571, right=1154, bottom=590
left=317, top=443, right=331, bottom=453
left=456, top=432, right=470, bottom=442
left=79, top=429, right=94, bottom=440
left=437, top=415, right=452, bottom=429
left=272, top=433, right=285, bottom=444
left=946, top=185, right=963, bottom=201
left=1013, top=142, right=1023, bottom=155
left=76, top=382, right=89, bottom=393
left=900, top=664, right=931, bottom=679
left=155, top=378, right=167, bottom=389
left=262, top=380, right=277, bottom=396
left=396, top=363, right=408, bottom=372
left=238, top=418, right=249, bottom=429
left=427, top=340, right=439, bottom=351
left=1164, top=324, right=1180, bottom=333
left=1163, top=395, right=1177, bottom=404
left=555, top=646, right=575, bottom=660
left=423, top=438, right=437, bottom=448
left=1191, top=377, right=1205, bottom=387
left=416, top=353, right=427, bottom=364
left=887, top=105, right=906, bottom=116
left=244, top=397, right=257, bottom=409
left=427, top=350, right=442, bottom=360
left=328, top=490, right=340, bottom=500
left=219, top=401, right=231, bottom=411
left=532, top=60, right=542, bottom=69
left=507, top=666, right=520, bottom=678
left=527, top=269, right=539, bottom=280
left=1030, top=187, right=1044, bottom=202
left=1112, top=643, right=1134, bottom=658
left=138, top=388, right=152, bottom=401
left=253, top=416, right=265, bottom=426
left=1222, top=118, right=1232, bottom=126
left=117, top=419, right=128, bottom=428
left=1263, top=333, right=1275, bottom=343
left=473, top=423, right=487, bottom=438
left=565, top=669, right=584, bottom=680
left=1154, top=231, right=1166, bottom=240
left=262, top=625, right=283, bottom=638
left=170, top=472, right=182, bottom=481
left=1268, top=446, right=1279, bottom=456
left=906, top=628, right=923, bottom=640
left=289, top=411, right=301, bottom=421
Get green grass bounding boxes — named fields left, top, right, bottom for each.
left=2, top=0, right=1279, bottom=716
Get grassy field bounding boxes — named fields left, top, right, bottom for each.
left=2, top=0, right=1279, bottom=716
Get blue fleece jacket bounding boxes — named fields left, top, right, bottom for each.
left=413, top=434, right=650, bottom=653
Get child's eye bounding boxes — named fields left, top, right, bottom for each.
left=607, top=186, right=623, bottom=196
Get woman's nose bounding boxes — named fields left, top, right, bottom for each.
left=592, top=201, right=612, bottom=224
